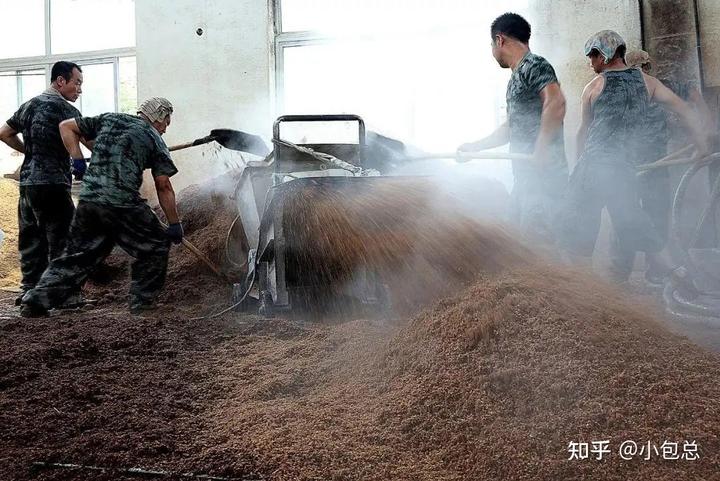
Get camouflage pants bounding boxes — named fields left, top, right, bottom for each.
left=23, top=200, right=170, bottom=309
left=18, top=185, right=75, bottom=291
left=558, top=161, right=664, bottom=257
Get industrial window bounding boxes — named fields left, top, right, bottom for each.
left=0, top=0, right=136, bottom=175
left=274, top=0, right=529, bottom=161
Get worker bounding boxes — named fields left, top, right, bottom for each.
left=458, top=12, right=568, bottom=243
left=20, top=97, right=183, bottom=317
left=609, top=49, right=715, bottom=284
left=0, top=61, right=86, bottom=306
left=558, top=31, right=709, bottom=280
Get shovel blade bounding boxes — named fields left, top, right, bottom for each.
left=210, top=129, right=270, bottom=157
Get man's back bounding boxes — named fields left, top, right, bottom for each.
left=582, top=68, right=649, bottom=166
left=7, top=91, right=80, bottom=186
left=506, top=52, right=567, bottom=182
left=76, top=113, right=177, bottom=207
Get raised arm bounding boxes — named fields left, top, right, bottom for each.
left=644, top=74, right=709, bottom=157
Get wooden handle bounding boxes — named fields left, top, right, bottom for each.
left=406, top=152, right=533, bottom=162
left=168, top=141, right=198, bottom=152
left=180, top=238, right=226, bottom=279
left=167, top=135, right=217, bottom=153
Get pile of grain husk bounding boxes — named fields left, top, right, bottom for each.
left=0, top=179, right=20, bottom=289
left=196, top=265, right=720, bottom=480
left=281, top=176, right=528, bottom=315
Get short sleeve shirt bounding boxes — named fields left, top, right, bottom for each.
left=506, top=52, right=567, bottom=186
left=6, top=90, right=81, bottom=186
left=76, top=113, right=178, bottom=207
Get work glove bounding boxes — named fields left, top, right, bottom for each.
left=166, top=222, right=184, bottom=244
left=71, top=157, right=88, bottom=181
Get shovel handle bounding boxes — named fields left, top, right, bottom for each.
left=180, top=238, right=226, bottom=279
left=168, top=135, right=216, bottom=152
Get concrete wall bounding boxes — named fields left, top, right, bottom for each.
left=529, top=0, right=642, bottom=164
left=135, top=0, right=273, bottom=191
left=699, top=0, right=720, bottom=88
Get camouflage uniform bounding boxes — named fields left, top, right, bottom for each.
left=558, top=68, right=665, bottom=258
left=23, top=113, right=177, bottom=310
left=7, top=89, right=80, bottom=293
left=506, top=52, right=569, bottom=242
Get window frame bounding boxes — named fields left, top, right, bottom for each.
left=0, top=0, right=136, bottom=114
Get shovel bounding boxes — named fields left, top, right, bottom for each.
left=168, top=129, right=270, bottom=157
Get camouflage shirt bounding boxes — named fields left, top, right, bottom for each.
left=6, top=89, right=81, bottom=186
left=507, top=52, right=568, bottom=186
left=76, top=113, right=177, bottom=207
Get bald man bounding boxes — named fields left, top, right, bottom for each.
left=21, top=98, right=182, bottom=317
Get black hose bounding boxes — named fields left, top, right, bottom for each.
left=662, top=282, right=720, bottom=326
left=189, top=268, right=256, bottom=321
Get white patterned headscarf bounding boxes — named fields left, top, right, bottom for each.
left=584, top=30, right=626, bottom=64
left=138, top=97, right=173, bottom=122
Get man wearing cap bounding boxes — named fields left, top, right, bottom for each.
left=558, top=31, right=709, bottom=278
left=0, top=61, right=85, bottom=306
left=458, top=12, right=568, bottom=243
left=20, top=97, right=183, bottom=317
left=608, top=49, right=716, bottom=283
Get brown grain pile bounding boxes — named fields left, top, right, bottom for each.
left=0, top=179, right=20, bottom=288
left=2, top=174, right=719, bottom=481
left=282, top=177, right=530, bottom=314
left=199, top=265, right=720, bottom=480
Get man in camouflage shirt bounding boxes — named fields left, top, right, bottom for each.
left=0, top=61, right=85, bottom=305
left=459, top=12, right=568, bottom=243
left=21, top=97, right=184, bottom=317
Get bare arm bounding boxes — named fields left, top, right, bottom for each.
left=534, top=83, right=566, bottom=166
left=458, top=121, right=510, bottom=152
left=0, top=123, right=25, bottom=153
left=154, top=175, right=180, bottom=224
left=80, top=138, right=95, bottom=152
left=575, top=79, right=599, bottom=162
left=688, top=88, right=716, bottom=133
left=59, top=118, right=85, bottom=159
left=645, top=74, right=709, bottom=157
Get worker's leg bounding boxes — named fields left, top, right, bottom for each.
left=606, top=167, right=666, bottom=276
left=114, top=204, right=170, bottom=309
left=17, top=186, right=48, bottom=295
left=34, top=184, right=76, bottom=261
left=608, top=230, right=636, bottom=283
left=22, top=201, right=114, bottom=311
left=638, top=168, right=672, bottom=282
left=556, top=161, right=605, bottom=265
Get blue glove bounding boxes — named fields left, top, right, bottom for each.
left=71, top=157, right=88, bottom=181
left=166, top=223, right=184, bottom=244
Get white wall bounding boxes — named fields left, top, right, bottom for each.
left=529, top=0, right=642, bottom=164
left=135, top=0, right=273, bottom=191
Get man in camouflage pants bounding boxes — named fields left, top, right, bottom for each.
left=21, top=97, right=184, bottom=317
left=458, top=12, right=568, bottom=244
left=0, top=61, right=85, bottom=305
